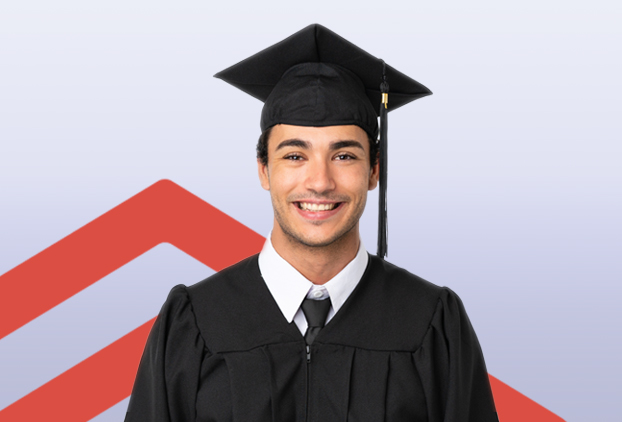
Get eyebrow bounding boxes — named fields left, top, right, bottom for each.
left=329, top=140, right=365, bottom=151
left=274, top=139, right=365, bottom=152
left=275, top=139, right=310, bottom=151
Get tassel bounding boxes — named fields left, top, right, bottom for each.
left=377, top=61, right=389, bottom=259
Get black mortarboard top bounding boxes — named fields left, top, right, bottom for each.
left=214, top=24, right=432, bottom=259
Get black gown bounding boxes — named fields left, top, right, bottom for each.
left=125, top=254, right=498, bottom=422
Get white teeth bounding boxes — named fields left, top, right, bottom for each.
left=298, top=202, right=338, bottom=211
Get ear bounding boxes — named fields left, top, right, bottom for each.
left=368, top=159, right=379, bottom=190
left=258, top=159, right=270, bottom=190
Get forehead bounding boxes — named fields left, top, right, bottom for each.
left=269, top=124, right=369, bottom=149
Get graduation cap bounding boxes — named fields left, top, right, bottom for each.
left=214, top=24, right=431, bottom=259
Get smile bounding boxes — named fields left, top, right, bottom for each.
left=296, top=202, right=342, bottom=212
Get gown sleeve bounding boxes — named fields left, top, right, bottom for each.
left=413, top=287, right=499, bottom=422
left=125, top=284, right=207, bottom=422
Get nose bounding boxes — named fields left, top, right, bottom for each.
left=304, top=158, right=336, bottom=194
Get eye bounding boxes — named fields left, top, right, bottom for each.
left=334, top=153, right=356, bottom=161
left=284, top=153, right=304, bottom=161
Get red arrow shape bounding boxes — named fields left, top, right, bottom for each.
left=490, top=375, right=566, bottom=422
left=0, top=179, right=265, bottom=340
left=0, top=319, right=156, bottom=422
left=0, top=179, right=565, bottom=421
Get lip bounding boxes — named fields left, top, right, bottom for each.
left=292, top=201, right=345, bottom=221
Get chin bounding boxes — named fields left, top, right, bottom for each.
left=291, top=236, right=339, bottom=249
left=281, top=222, right=356, bottom=249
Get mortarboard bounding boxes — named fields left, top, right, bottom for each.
left=214, top=24, right=431, bottom=259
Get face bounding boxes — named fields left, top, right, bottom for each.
left=258, top=124, right=379, bottom=248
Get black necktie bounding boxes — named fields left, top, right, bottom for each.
left=301, top=297, right=331, bottom=345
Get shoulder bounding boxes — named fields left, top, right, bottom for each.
left=368, top=254, right=444, bottom=298
left=369, top=256, right=468, bottom=318
left=330, top=255, right=457, bottom=350
left=181, top=254, right=295, bottom=352
left=158, top=283, right=192, bottom=317
left=149, top=283, right=208, bottom=350
left=365, top=255, right=447, bottom=322
left=186, top=254, right=262, bottom=304
left=370, top=255, right=475, bottom=349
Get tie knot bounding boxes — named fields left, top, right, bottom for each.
left=301, top=297, right=331, bottom=328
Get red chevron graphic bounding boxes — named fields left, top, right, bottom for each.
left=0, top=319, right=156, bottom=421
left=0, top=179, right=264, bottom=340
left=0, top=180, right=564, bottom=421
left=489, top=375, right=565, bottom=422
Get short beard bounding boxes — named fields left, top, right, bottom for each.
left=272, top=199, right=364, bottom=250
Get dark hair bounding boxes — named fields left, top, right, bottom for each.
left=256, top=126, right=379, bottom=168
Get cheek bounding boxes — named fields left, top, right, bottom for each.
left=268, top=168, right=298, bottom=197
left=346, top=168, right=373, bottom=192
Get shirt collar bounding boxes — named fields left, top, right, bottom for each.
left=258, top=232, right=369, bottom=323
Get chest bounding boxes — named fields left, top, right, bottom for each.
left=194, top=341, right=428, bottom=422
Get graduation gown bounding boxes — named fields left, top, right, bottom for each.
left=125, top=254, right=498, bottom=422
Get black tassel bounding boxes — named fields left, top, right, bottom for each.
left=377, top=61, right=389, bottom=259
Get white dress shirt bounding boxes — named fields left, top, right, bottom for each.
left=257, top=232, right=369, bottom=335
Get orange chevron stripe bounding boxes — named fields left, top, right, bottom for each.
left=0, top=179, right=265, bottom=340
left=489, top=375, right=566, bottom=422
left=0, top=179, right=565, bottom=421
left=0, top=327, right=567, bottom=421
left=0, top=318, right=155, bottom=421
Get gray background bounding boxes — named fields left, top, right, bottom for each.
left=1, top=1, right=620, bottom=420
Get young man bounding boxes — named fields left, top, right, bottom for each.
left=125, top=25, right=498, bottom=422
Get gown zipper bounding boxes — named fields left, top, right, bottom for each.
left=305, top=344, right=311, bottom=422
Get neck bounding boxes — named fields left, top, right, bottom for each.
left=270, top=223, right=360, bottom=285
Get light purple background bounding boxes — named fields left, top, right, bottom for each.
left=1, top=1, right=620, bottom=421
